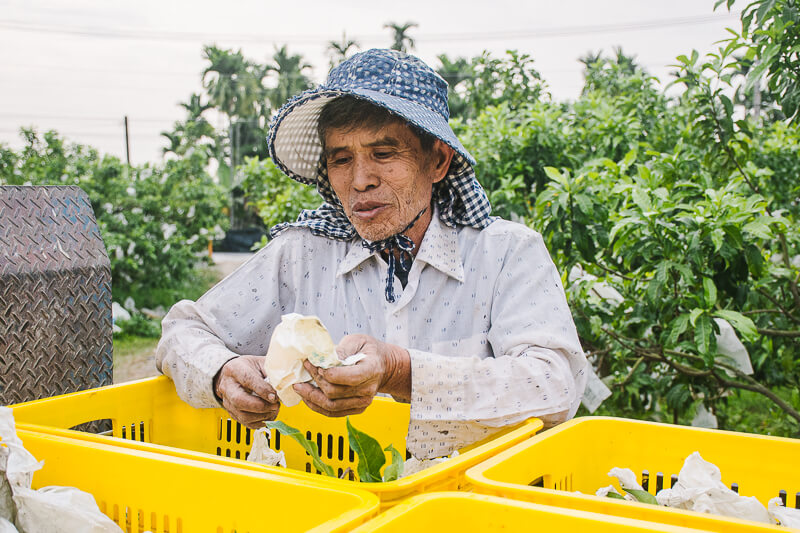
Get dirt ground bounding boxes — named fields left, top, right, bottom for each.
left=112, top=252, right=252, bottom=383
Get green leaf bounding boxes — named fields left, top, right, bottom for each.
left=743, top=219, right=772, bottom=239
left=265, top=421, right=336, bottom=477
left=715, top=310, right=758, bottom=341
left=606, top=491, right=626, bottom=500
left=621, top=149, right=637, bottom=170
left=695, top=313, right=713, bottom=355
left=711, top=228, right=724, bottom=252
left=624, top=488, right=659, bottom=505
left=347, top=417, right=386, bottom=483
left=382, top=444, right=405, bottom=481
left=689, top=308, right=704, bottom=326
left=702, top=277, right=717, bottom=308
left=667, top=314, right=690, bottom=347
left=543, top=166, right=567, bottom=186
left=631, top=187, right=652, bottom=213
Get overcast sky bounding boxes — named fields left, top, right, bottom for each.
left=0, top=0, right=741, bottom=164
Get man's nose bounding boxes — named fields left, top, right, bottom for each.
left=351, top=156, right=379, bottom=191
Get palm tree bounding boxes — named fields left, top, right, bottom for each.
left=180, top=93, right=212, bottom=121
left=264, top=45, right=314, bottom=111
left=160, top=130, right=182, bottom=156
left=161, top=94, right=216, bottom=158
left=384, top=21, right=418, bottom=52
left=327, top=32, right=359, bottom=68
left=202, top=45, right=259, bottom=120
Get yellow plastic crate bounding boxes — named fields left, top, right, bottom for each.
left=6, top=428, right=378, bottom=532
left=11, top=375, right=543, bottom=510
left=467, top=417, right=800, bottom=532
left=350, top=492, right=708, bottom=532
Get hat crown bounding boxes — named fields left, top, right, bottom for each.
left=323, top=48, right=450, bottom=120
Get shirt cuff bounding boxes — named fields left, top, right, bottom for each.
left=158, top=339, right=238, bottom=409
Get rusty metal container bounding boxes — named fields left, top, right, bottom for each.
left=0, top=185, right=112, bottom=406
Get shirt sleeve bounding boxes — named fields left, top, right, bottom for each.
left=406, top=230, right=588, bottom=459
left=155, top=236, right=296, bottom=408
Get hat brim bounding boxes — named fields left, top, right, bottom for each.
left=268, top=87, right=475, bottom=185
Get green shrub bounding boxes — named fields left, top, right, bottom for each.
left=0, top=130, right=229, bottom=308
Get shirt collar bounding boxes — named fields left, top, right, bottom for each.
left=336, top=207, right=465, bottom=282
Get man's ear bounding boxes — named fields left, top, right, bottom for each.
left=430, top=140, right=454, bottom=184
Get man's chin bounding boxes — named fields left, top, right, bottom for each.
left=352, top=223, right=398, bottom=243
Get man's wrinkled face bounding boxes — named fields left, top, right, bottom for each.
left=324, top=122, right=445, bottom=243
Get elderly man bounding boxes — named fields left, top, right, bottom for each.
left=156, top=48, right=587, bottom=458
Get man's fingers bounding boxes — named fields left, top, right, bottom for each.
left=238, top=367, right=278, bottom=403
left=303, top=360, right=323, bottom=382
left=304, top=404, right=370, bottom=418
left=227, top=405, right=280, bottom=429
left=225, top=383, right=274, bottom=413
left=294, top=383, right=372, bottom=416
left=335, top=334, right=368, bottom=358
left=320, top=364, right=376, bottom=387
left=303, top=360, right=376, bottom=394
left=317, top=374, right=375, bottom=399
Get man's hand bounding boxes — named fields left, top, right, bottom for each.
left=214, top=355, right=280, bottom=429
left=293, top=334, right=411, bottom=417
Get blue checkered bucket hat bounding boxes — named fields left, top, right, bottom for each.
left=267, top=48, right=493, bottom=241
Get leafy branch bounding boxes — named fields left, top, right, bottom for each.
left=265, top=418, right=405, bottom=482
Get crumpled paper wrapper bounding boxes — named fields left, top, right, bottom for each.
left=247, top=428, right=286, bottom=468
left=264, top=313, right=365, bottom=406
left=0, top=406, right=123, bottom=533
left=768, top=497, right=800, bottom=528
left=655, top=451, right=772, bottom=524
left=608, top=467, right=645, bottom=502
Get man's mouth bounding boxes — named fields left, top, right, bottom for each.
left=352, top=201, right=388, bottom=220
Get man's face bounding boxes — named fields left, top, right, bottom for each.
left=324, top=121, right=445, bottom=243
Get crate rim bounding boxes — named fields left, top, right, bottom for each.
left=465, top=415, right=799, bottom=533
left=350, top=491, right=708, bottom=532
left=12, top=375, right=543, bottom=499
left=14, top=427, right=381, bottom=532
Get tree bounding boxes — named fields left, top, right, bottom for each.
left=457, top=50, right=544, bottom=120
left=264, top=45, right=314, bottom=111
left=202, top=46, right=263, bottom=185
left=456, top=35, right=800, bottom=435
left=384, top=21, right=418, bottom=52
left=328, top=32, right=359, bottom=68
left=161, top=93, right=215, bottom=158
left=202, top=46, right=259, bottom=121
left=719, top=0, right=800, bottom=123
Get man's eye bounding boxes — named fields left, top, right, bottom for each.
left=329, top=156, right=350, bottom=166
left=374, top=151, right=394, bottom=159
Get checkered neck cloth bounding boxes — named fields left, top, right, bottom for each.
left=267, top=48, right=494, bottom=300
left=269, top=156, right=493, bottom=241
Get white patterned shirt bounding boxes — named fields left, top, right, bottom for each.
left=156, top=211, right=588, bottom=459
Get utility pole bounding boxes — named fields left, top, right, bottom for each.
left=123, top=115, right=131, bottom=167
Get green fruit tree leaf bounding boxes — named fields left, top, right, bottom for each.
left=347, top=417, right=386, bottom=483
left=382, top=444, right=405, bottom=482
left=714, top=310, right=758, bottom=340
left=624, top=488, right=659, bottom=505
left=265, top=421, right=335, bottom=477
left=695, top=313, right=713, bottom=355
left=702, top=277, right=717, bottom=308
